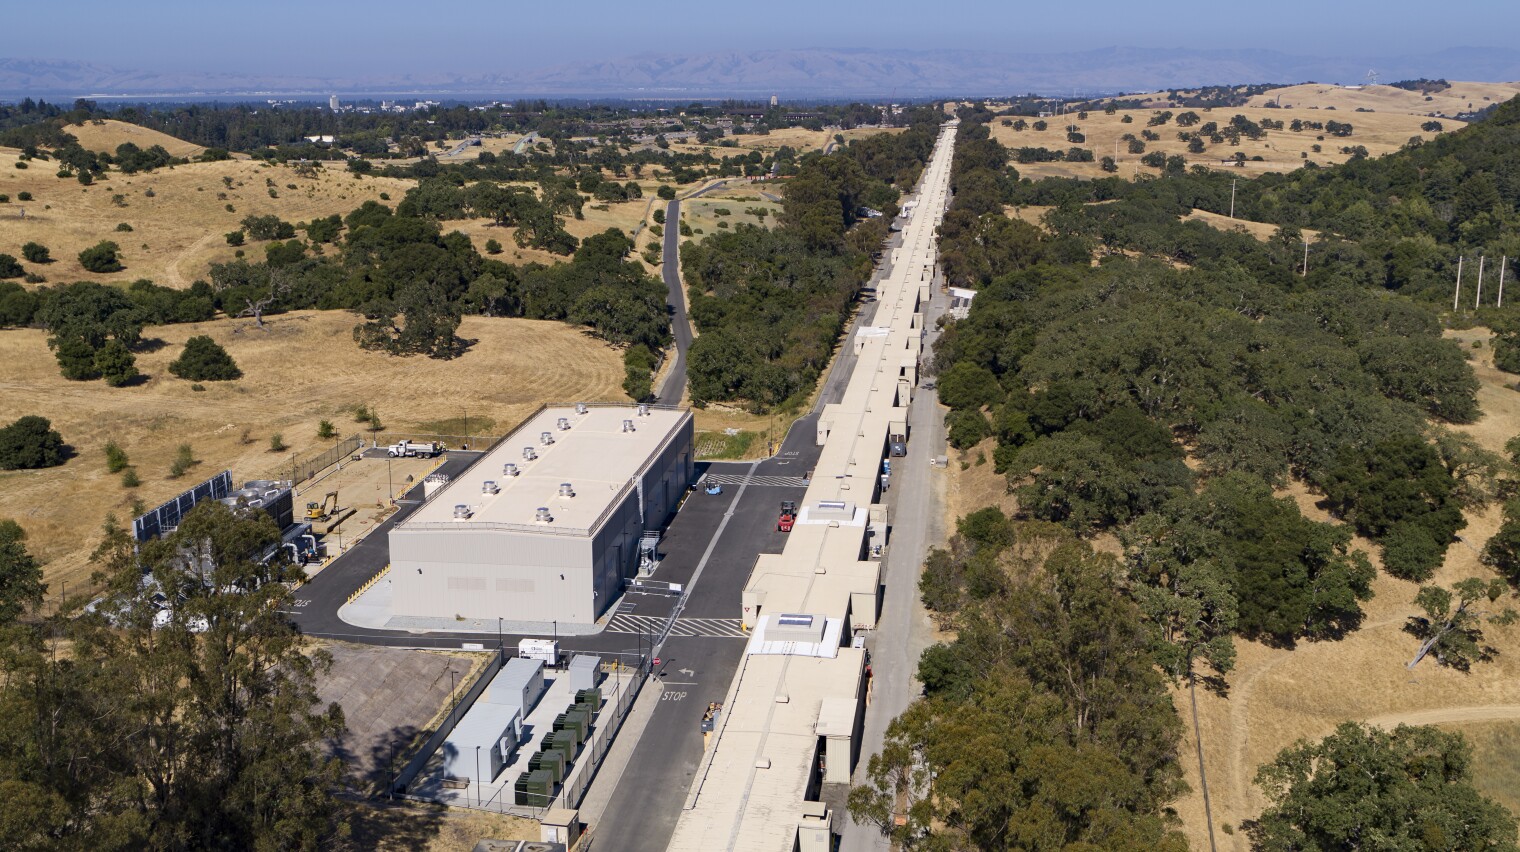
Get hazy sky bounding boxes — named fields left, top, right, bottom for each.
left=10, top=0, right=1517, bottom=76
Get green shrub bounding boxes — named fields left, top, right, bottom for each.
left=20, top=242, right=49, bottom=263
left=168, top=443, right=197, bottom=478
left=78, top=240, right=123, bottom=273
left=94, top=340, right=139, bottom=387
left=168, top=336, right=241, bottom=381
left=317, top=419, right=336, bottom=440
left=0, top=416, right=67, bottom=470
left=121, top=468, right=141, bottom=488
left=104, top=440, right=130, bottom=473
left=16, top=191, right=31, bottom=201
left=0, top=254, right=22, bottom=279
left=269, top=433, right=286, bottom=452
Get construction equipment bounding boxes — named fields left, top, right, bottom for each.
left=304, top=491, right=339, bottom=521
left=778, top=500, right=797, bottom=533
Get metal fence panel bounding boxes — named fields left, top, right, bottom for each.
left=269, top=434, right=365, bottom=485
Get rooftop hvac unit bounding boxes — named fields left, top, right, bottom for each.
left=540, top=431, right=554, bottom=445
left=453, top=504, right=472, bottom=520
left=523, top=447, right=537, bottom=461
left=637, top=403, right=649, bottom=416
left=535, top=507, right=553, bottom=523
left=622, top=419, right=635, bottom=433
left=558, top=482, right=575, bottom=498
left=482, top=480, right=499, bottom=495
left=575, top=402, right=588, bottom=415
left=502, top=463, right=519, bottom=477
left=557, top=417, right=571, bottom=431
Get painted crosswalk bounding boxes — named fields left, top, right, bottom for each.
left=604, top=613, right=747, bottom=638
left=701, top=474, right=810, bottom=488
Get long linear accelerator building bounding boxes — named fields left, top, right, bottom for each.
left=668, top=121, right=958, bottom=850
left=389, top=403, right=694, bottom=625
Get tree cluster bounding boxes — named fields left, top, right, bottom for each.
left=0, top=503, right=350, bottom=849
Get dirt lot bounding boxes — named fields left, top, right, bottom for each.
left=314, top=641, right=483, bottom=790
left=989, top=105, right=1457, bottom=180
left=298, top=454, right=441, bottom=557
left=0, top=310, right=625, bottom=595
left=0, top=148, right=413, bottom=287
left=347, top=799, right=540, bottom=851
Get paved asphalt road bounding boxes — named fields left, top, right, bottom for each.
left=655, top=195, right=691, bottom=405
left=655, top=180, right=731, bottom=405
left=591, top=234, right=906, bottom=850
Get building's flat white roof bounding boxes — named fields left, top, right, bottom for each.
left=402, top=404, right=689, bottom=534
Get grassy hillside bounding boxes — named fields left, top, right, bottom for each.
left=989, top=106, right=1455, bottom=180
left=0, top=310, right=626, bottom=592
left=0, top=150, right=412, bottom=287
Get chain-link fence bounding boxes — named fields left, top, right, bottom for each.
left=267, top=434, right=364, bottom=486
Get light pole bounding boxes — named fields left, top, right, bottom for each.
left=387, top=455, right=393, bottom=504
left=475, top=746, right=482, bottom=807
left=497, top=616, right=502, bottom=650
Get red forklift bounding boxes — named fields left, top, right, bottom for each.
left=777, top=500, right=797, bottom=532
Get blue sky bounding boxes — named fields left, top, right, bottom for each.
left=9, top=0, right=1517, bottom=75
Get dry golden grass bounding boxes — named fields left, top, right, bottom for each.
left=680, top=196, right=779, bottom=238
left=1171, top=342, right=1520, bottom=849
left=64, top=118, right=208, bottom=159
left=669, top=125, right=904, bottom=159
left=1246, top=81, right=1520, bottom=116
left=0, top=151, right=412, bottom=288
left=448, top=193, right=657, bottom=267
left=988, top=106, right=1457, bottom=180
left=0, top=310, right=626, bottom=595
left=347, top=799, right=539, bottom=851
left=1182, top=209, right=1323, bottom=243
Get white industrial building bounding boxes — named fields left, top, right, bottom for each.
left=389, top=403, right=693, bottom=625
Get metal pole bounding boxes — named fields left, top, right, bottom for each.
left=1455, top=256, right=1464, bottom=311
left=1500, top=256, right=1508, bottom=308
left=1229, top=178, right=1236, bottom=219
left=498, top=617, right=502, bottom=649
left=475, top=746, right=481, bottom=806
left=1302, top=241, right=1309, bottom=278
left=1477, top=255, right=1486, bottom=309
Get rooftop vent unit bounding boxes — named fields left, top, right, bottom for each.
left=482, top=480, right=499, bottom=495
left=534, top=507, right=553, bottom=523
left=523, top=447, right=538, bottom=461
left=575, top=402, right=588, bottom=415
left=502, top=463, right=520, bottom=477
left=540, top=431, right=554, bottom=446
left=453, top=504, right=472, bottom=520
left=558, top=482, right=575, bottom=498
left=622, top=419, right=635, bottom=433
left=557, top=417, right=571, bottom=431
left=637, top=403, right=649, bottom=416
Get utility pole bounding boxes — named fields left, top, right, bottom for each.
left=1229, top=178, right=1237, bottom=219
left=1454, top=256, right=1464, bottom=312
left=1500, top=256, right=1508, bottom=308
left=1302, top=240, right=1309, bottom=277
left=1477, top=255, right=1486, bottom=309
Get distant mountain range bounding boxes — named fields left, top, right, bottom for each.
left=4, top=47, right=1520, bottom=100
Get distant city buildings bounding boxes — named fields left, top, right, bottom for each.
left=329, top=94, right=339, bottom=111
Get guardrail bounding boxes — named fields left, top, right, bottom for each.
left=347, top=564, right=389, bottom=604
